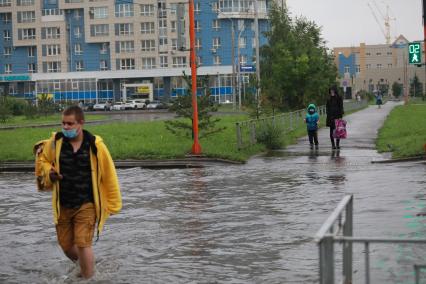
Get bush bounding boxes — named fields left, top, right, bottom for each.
left=24, top=103, right=38, bottom=119
left=0, top=101, right=12, bottom=123
left=6, top=98, right=27, bottom=116
left=256, top=122, right=284, bottom=149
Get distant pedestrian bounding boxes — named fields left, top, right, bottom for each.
left=376, top=92, right=383, bottom=108
left=304, top=103, right=319, bottom=150
left=326, top=86, right=344, bottom=150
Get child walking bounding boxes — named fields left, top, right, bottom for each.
left=305, top=103, right=320, bottom=149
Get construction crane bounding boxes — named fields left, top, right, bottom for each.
left=367, top=1, right=396, bottom=44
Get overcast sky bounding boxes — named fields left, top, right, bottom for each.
left=285, top=0, right=423, bottom=48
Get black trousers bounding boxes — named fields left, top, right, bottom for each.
left=308, top=130, right=318, bottom=145
left=329, top=125, right=340, bottom=146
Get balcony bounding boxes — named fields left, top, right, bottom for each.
left=217, top=0, right=268, bottom=19
left=42, top=9, right=65, bottom=22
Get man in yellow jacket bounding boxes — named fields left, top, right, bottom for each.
left=39, top=105, right=122, bottom=279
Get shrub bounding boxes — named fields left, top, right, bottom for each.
left=256, top=122, right=284, bottom=149
left=0, top=101, right=12, bottom=123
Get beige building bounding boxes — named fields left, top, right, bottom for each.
left=334, top=35, right=425, bottom=98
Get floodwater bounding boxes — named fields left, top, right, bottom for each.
left=1, top=102, right=425, bottom=283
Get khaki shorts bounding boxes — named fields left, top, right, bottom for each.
left=56, top=202, right=96, bottom=251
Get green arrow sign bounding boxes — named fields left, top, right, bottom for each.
left=408, top=42, right=422, bottom=64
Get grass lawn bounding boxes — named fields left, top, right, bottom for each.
left=0, top=114, right=107, bottom=127
left=377, top=102, right=426, bottom=158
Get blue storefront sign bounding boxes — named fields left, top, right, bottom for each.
left=0, top=75, right=31, bottom=82
left=240, top=65, right=256, bottom=73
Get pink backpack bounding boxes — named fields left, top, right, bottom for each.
left=333, top=119, right=347, bottom=139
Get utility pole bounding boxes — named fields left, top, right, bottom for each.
left=189, top=0, right=201, bottom=154
left=254, top=0, right=261, bottom=108
left=231, top=22, right=236, bottom=110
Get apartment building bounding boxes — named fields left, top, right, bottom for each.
left=0, top=0, right=270, bottom=102
left=334, top=35, right=425, bottom=98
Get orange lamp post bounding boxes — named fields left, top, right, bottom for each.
left=189, top=0, right=201, bottom=155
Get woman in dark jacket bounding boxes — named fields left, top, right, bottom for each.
left=326, top=86, right=344, bottom=149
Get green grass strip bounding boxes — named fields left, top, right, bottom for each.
left=377, top=103, right=426, bottom=158
left=0, top=114, right=107, bottom=127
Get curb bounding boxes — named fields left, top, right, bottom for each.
left=0, top=158, right=244, bottom=172
left=371, top=155, right=425, bottom=164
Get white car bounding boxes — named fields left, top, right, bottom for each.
left=93, top=102, right=111, bottom=111
left=111, top=102, right=126, bottom=111
left=125, top=99, right=146, bottom=110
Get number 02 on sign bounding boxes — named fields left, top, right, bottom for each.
left=408, top=42, right=422, bottom=65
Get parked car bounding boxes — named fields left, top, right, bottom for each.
left=125, top=99, right=145, bottom=110
left=146, top=100, right=168, bottom=109
left=93, top=102, right=111, bottom=111
left=83, top=102, right=95, bottom=111
left=111, top=101, right=126, bottom=111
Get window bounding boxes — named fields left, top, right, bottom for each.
left=212, top=19, right=220, bottom=30
left=28, top=46, right=35, bottom=57
left=53, top=81, right=60, bottom=90
left=170, top=3, right=177, bottom=14
left=3, top=47, right=11, bottom=56
left=366, top=64, right=371, bottom=69
left=140, top=4, right=154, bottom=16
left=74, top=43, right=82, bottom=55
left=171, top=21, right=176, bottom=33
left=344, top=65, right=350, bottom=73
left=172, top=39, right=177, bottom=50
left=43, top=27, right=60, bottom=39
left=213, top=37, right=221, bottom=48
left=238, top=37, right=246, bottom=48
left=100, top=60, right=108, bottom=71
left=141, top=57, right=156, bottom=69
left=0, top=0, right=12, bottom=7
left=388, top=63, right=392, bottom=68
left=5, top=64, right=11, bottom=74
left=46, top=61, right=61, bottom=72
left=195, top=20, right=200, bottom=32
left=140, top=22, right=155, bottom=34
left=17, top=0, right=34, bottom=5
left=28, top=63, right=36, bottom=73
left=91, top=24, right=109, bottom=36
left=239, top=55, right=247, bottom=65
left=366, top=52, right=371, bottom=56
left=119, top=58, right=135, bottom=70
left=115, top=23, right=133, bottom=35
left=21, top=28, right=36, bottom=40
left=194, top=2, right=200, bottom=13
left=376, top=64, right=382, bottom=69
left=211, top=2, right=218, bottom=12
left=4, top=30, right=10, bottom=40
left=159, top=56, right=168, bottom=68
left=72, top=81, right=79, bottom=90
left=89, top=7, right=108, bottom=19
left=118, top=41, right=134, bottom=53
left=213, top=55, right=221, bottom=65
left=17, top=11, right=35, bottom=23
left=158, top=19, right=167, bottom=36
left=387, top=52, right=392, bottom=56
left=141, top=40, right=155, bottom=52
left=172, top=56, right=187, bottom=67
left=376, top=52, right=381, bottom=56
left=76, top=61, right=84, bottom=71
left=159, top=37, right=167, bottom=47
left=46, top=44, right=61, bottom=56
left=74, top=27, right=81, bottom=38
left=2, top=13, right=11, bottom=24
left=115, top=3, right=133, bottom=17
left=197, top=56, right=202, bottom=66
left=195, top=38, right=201, bottom=49
left=356, top=65, right=360, bottom=73
left=100, top=43, right=108, bottom=54
left=74, top=9, right=81, bottom=19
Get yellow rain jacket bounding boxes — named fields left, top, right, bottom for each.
left=38, top=132, right=122, bottom=236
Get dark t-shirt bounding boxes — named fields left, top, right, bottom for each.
left=59, top=134, right=94, bottom=208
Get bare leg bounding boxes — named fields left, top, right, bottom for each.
left=77, top=246, right=95, bottom=279
left=64, top=245, right=78, bottom=262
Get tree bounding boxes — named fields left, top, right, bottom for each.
left=260, top=4, right=337, bottom=111
left=409, top=74, right=423, bottom=97
left=391, top=82, right=403, bottom=98
left=165, top=72, right=225, bottom=139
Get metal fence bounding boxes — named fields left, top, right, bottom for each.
left=315, top=195, right=426, bottom=284
left=235, top=100, right=368, bottom=150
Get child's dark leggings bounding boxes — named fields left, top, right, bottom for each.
left=308, top=130, right=318, bottom=145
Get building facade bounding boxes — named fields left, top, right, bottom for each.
left=0, top=0, right=270, bottom=103
left=334, top=35, right=425, bottom=99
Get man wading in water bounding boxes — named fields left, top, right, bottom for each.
left=38, top=105, right=122, bottom=279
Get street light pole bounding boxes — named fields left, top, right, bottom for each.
left=253, top=0, right=261, bottom=108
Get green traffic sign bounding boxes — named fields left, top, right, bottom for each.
left=408, top=42, right=422, bottom=64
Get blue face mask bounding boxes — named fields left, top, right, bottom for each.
left=62, top=128, right=78, bottom=139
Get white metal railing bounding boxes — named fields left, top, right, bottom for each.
left=315, top=195, right=426, bottom=284
left=42, top=9, right=63, bottom=16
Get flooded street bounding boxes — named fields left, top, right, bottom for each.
left=0, top=102, right=425, bottom=283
